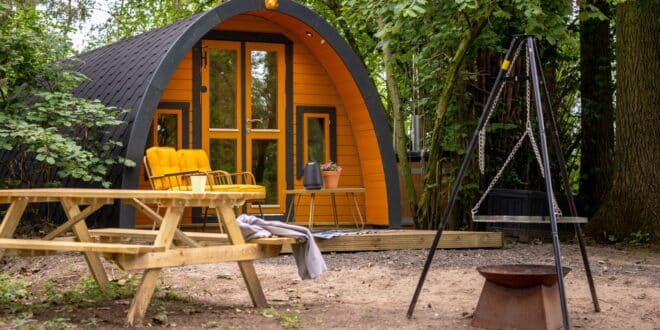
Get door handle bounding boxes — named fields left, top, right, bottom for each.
left=246, top=118, right=263, bottom=133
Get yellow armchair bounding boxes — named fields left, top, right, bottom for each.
left=144, top=147, right=266, bottom=230
left=176, top=149, right=266, bottom=195
left=144, top=147, right=201, bottom=191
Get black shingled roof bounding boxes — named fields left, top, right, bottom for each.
left=72, top=13, right=204, bottom=187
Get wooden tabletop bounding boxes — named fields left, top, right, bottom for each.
left=284, top=187, right=365, bottom=194
left=0, top=188, right=265, bottom=207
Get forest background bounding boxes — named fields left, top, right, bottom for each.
left=0, top=0, right=657, bottom=242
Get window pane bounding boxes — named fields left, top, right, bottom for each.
left=307, top=117, right=326, bottom=162
left=250, top=50, right=278, bottom=129
left=210, top=49, right=237, bottom=129
left=156, top=114, right=178, bottom=148
left=252, top=140, right=278, bottom=204
left=210, top=139, right=237, bottom=173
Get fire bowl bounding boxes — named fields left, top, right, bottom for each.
left=476, top=264, right=571, bottom=289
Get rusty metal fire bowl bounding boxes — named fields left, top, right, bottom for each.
left=471, top=264, right=571, bottom=330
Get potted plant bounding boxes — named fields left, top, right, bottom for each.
left=321, top=161, right=342, bottom=189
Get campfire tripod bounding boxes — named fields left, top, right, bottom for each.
left=407, top=36, right=600, bottom=329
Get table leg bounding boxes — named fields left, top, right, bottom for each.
left=285, top=195, right=295, bottom=223
left=127, top=198, right=199, bottom=247
left=351, top=193, right=365, bottom=230
left=331, top=193, right=339, bottom=229
left=347, top=193, right=359, bottom=229
left=0, top=200, right=28, bottom=261
left=153, top=206, right=186, bottom=248
left=216, top=206, right=268, bottom=307
left=309, top=193, right=316, bottom=231
left=294, top=195, right=301, bottom=222
left=126, top=268, right=161, bottom=326
left=126, top=205, right=185, bottom=325
left=61, top=199, right=109, bottom=287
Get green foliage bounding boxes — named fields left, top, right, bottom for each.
left=81, top=316, right=102, bottom=327
left=10, top=313, right=37, bottom=329
left=87, top=0, right=227, bottom=48
left=0, top=4, right=133, bottom=188
left=0, top=274, right=32, bottom=312
left=261, top=307, right=302, bottom=330
left=44, top=276, right=137, bottom=308
left=43, top=317, right=71, bottom=330
left=625, top=231, right=651, bottom=244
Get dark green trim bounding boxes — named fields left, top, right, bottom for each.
left=295, top=106, right=337, bottom=179
left=192, top=42, right=202, bottom=148
left=204, top=30, right=292, bottom=44
left=285, top=43, right=294, bottom=220
left=156, top=102, right=191, bottom=148
left=240, top=42, right=247, bottom=185
left=141, top=102, right=189, bottom=185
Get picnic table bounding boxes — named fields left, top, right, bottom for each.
left=0, top=188, right=295, bottom=325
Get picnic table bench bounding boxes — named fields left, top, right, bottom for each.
left=0, top=188, right=295, bottom=325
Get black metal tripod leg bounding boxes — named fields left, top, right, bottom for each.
left=532, top=40, right=600, bottom=313
left=528, top=37, right=570, bottom=329
left=407, top=36, right=523, bottom=319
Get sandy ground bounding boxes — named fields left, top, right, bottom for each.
left=1, top=242, right=658, bottom=329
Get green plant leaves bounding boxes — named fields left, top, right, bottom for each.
left=0, top=7, right=134, bottom=188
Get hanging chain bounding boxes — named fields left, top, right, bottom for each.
left=472, top=42, right=563, bottom=218
left=471, top=129, right=530, bottom=218
left=478, top=43, right=524, bottom=174
left=526, top=50, right=545, bottom=179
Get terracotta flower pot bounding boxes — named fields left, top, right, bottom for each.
left=322, top=171, right=341, bottom=189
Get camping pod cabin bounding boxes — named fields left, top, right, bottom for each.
left=72, top=0, right=400, bottom=228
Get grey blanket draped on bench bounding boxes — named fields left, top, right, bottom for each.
left=236, top=214, right=327, bottom=280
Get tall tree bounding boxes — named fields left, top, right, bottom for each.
left=5, top=0, right=94, bottom=35
left=88, top=0, right=223, bottom=47
left=303, top=0, right=581, bottom=229
left=578, top=0, right=614, bottom=217
left=0, top=4, right=133, bottom=188
left=590, top=0, right=659, bottom=241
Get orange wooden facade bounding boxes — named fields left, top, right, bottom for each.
left=137, top=13, right=389, bottom=227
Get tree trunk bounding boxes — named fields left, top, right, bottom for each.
left=589, top=0, right=660, bottom=242
left=377, top=16, right=419, bottom=222
left=417, top=7, right=492, bottom=229
left=578, top=0, right=615, bottom=217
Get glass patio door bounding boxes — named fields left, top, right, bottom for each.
left=202, top=40, right=286, bottom=214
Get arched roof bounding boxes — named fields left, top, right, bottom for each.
left=74, top=0, right=399, bottom=227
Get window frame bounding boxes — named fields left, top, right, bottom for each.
left=302, top=112, right=330, bottom=165
left=296, top=106, right=337, bottom=178
left=151, top=109, right=184, bottom=149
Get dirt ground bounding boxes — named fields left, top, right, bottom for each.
left=1, top=241, right=658, bottom=329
